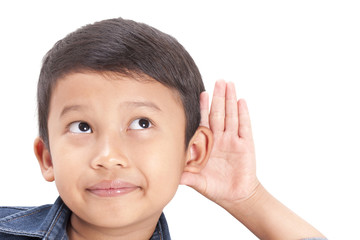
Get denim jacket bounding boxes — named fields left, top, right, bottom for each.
left=0, top=197, right=171, bottom=240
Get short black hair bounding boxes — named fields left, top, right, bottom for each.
left=38, top=17, right=204, bottom=149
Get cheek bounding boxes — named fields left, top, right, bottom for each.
left=142, top=156, right=184, bottom=209
left=50, top=145, right=90, bottom=208
left=130, top=136, right=186, bottom=193
left=50, top=142, right=87, bottom=190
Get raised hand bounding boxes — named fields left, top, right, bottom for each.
left=181, top=80, right=326, bottom=239
left=180, top=80, right=260, bottom=207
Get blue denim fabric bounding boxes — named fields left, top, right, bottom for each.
left=0, top=197, right=171, bottom=240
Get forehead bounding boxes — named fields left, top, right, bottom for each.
left=49, top=71, right=184, bottom=117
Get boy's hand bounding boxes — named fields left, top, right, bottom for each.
left=181, top=81, right=326, bottom=239
left=180, top=80, right=260, bottom=208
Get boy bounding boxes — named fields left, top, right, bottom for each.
left=0, top=18, right=326, bottom=239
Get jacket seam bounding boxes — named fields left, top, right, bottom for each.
left=0, top=207, right=51, bottom=223
left=0, top=207, right=32, bottom=211
left=157, top=219, right=162, bottom=240
left=44, top=203, right=65, bottom=239
left=0, top=227, right=45, bottom=237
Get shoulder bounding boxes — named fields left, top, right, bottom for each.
left=0, top=204, right=52, bottom=239
left=0, top=204, right=53, bottom=223
left=0, top=197, right=70, bottom=239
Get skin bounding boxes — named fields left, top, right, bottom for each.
left=34, top=72, right=213, bottom=240
left=35, top=71, right=325, bottom=239
left=181, top=80, right=326, bottom=239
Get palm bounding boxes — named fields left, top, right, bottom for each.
left=181, top=81, right=259, bottom=206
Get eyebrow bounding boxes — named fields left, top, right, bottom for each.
left=60, top=105, right=87, bottom=118
left=59, top=101, right=161, bottom=118
left=124, top=101, right=162, bottom=112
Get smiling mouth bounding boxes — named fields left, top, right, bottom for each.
left=87, top=179, right=140, bottom=197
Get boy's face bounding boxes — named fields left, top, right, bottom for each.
left=43, top=72, right=188, bottom=230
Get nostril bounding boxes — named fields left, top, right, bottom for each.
left=95, top=157, right=128, bottom=169
left=96, top=163, right=105, bottom=168
left=91, top=151, right=128, bottom=169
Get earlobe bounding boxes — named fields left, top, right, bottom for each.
left=34, top=137, right=54, bottom=182
left=184, top=126, right=213, bottom=173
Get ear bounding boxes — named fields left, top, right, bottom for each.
left=184, top=126, right=213, bottom=173
left=34, top=137, right=54, bottom=182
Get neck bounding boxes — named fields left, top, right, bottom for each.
left=67, top=212, right=160, bottom=240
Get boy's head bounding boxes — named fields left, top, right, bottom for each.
left=34, top=18, right=213, bottom=236
left=38, top=17, right=204, bottom=150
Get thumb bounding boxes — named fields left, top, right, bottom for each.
left=180, top=172, right=207, bottom=193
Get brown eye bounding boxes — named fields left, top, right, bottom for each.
left=129, top=118, right=152, bottom=130
left=139, top=119, right=150, bottom=128
left=69, top=121, right=92, bottom=133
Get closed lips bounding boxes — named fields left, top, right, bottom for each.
left=87, top=179, right=140, bottom=197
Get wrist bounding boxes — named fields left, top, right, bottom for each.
left=222, top=183, right=326, bottom=239
left=221, top=181, right=268, bottom=219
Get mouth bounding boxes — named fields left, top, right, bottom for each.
left=87, top=179, right=140, bottom=197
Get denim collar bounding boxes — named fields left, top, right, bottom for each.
left=0, top=197, right=171, bottom=239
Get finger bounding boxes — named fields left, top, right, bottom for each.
left=199, top=91, right=209, bottom=128
left=238, top=99, right=253, bottom=140
left=180, top=172, right=206, bottom=193
left=210, top=80, right=226, bottom=133
left=225, top=82, right=239, bottom=133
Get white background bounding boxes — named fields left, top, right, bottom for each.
left=0, top=1, right=359, bottom=239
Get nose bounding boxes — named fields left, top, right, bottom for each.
left=90, top=133, right=129, bottom=170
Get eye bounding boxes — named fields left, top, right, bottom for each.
left=69, top=121, right=92, bottom=133
left=129, top=118, right=152, bottom=130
